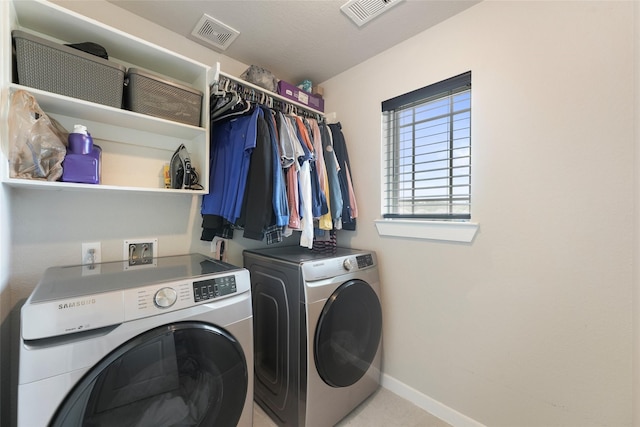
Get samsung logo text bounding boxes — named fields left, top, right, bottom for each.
left=58, top=298, right=96, bottom=310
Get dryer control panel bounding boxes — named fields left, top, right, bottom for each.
left=356, top=254, right=374, bottom=268
left=343, top=254, right=373, bottom=271
left=301, top=252, right=377, bottom=282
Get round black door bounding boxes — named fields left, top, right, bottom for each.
left=51, top=322, right=248, bottom=427
left=314, top=279, right=382, bottom=388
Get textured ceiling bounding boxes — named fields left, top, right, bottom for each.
left=106, top=0, right=480, bottom=84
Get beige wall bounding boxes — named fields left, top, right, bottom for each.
left=635, top=2, right=640, bottom=424
left=321, top=1, right=634, bottom=426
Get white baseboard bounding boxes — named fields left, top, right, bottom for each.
left=381, top=374, right=486, bottom=427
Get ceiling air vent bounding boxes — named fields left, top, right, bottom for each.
left=191, top=14, right=240, bottom=51
left=340, top=0, right=405, bottom=27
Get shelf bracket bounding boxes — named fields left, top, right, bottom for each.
left=213, top=61, right=221, bottom=85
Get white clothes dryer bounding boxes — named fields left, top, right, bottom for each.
left=243, top=247, right=382, bottom=427
left=18, top=253, right=253, bottom=427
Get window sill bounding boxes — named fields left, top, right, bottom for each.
left=374, top=219, right=479, bottom=243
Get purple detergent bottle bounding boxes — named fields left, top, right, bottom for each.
left=62, top=124, right=102, bottom=184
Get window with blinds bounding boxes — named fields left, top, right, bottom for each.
left=382, top=71, right=471, bottom=220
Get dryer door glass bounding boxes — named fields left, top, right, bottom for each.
left=314, top=279, right=382, bottom=388
left=50, top=322, right=248, bottom=427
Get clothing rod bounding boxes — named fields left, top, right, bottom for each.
left=214, top=70, right=325, bottom=117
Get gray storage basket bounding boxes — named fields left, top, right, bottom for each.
left=125, top=68, right=203, bottom=126
left=12, top=30, right=125, bottom=108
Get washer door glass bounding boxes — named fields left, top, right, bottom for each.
left=314, top=279, right=382, bottom=388
left=51, top=322, right=247, bottom=427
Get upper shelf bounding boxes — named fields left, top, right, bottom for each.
left=9, top=84, right=206, bottom=142
left=12, top=0, right=208, bottom=86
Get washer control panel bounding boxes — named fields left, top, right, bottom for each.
left=122, top=269, right=250, bottom=323
left=193, top=275, right=237, bottom=302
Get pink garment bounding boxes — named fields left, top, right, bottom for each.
left=286, top=166, right=300, bottom=230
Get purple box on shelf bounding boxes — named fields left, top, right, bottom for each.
left=277, top=80, right=324, bottom=112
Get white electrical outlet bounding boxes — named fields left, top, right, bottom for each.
left=82, top=242, right=101, bottom=275
left=82, top=242, right=101, bottom=265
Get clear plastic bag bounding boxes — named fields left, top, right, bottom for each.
left=240, top=65, right=278, bottom=92
left=8, top=90, right=68, bottom=181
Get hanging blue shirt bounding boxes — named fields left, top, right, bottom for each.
left=262, top=108, right=289, bottom=227
left=201, top=108, right=260, bottom=224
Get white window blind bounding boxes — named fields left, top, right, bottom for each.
left=382, top=71, right=471, bottom=220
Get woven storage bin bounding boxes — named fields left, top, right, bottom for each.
left=125, top=68, right=203, bottom=126
left=12, top=30, right=125, bottom=108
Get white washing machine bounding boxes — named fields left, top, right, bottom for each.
left=243, top=246, right=382, bottom=427
left=18, top=253, right=253, bottom=427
